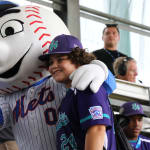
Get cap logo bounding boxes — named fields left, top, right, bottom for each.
left=49, top=40, right=58, bottom=52
left=132, top=103, right=140, bottom=111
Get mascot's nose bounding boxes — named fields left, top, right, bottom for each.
left=0, top=41, right=10, bottom=66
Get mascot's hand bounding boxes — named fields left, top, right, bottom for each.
left=91, top=60, right=116, bottom=95
left=70, top=60, right=108, bottom=93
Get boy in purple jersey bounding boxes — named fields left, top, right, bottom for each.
left=119, top=101, right=150, bottom=150
left=39, top=34, right=117, bottom=150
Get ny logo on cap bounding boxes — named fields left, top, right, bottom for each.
left=49, top=40, right=58, bottom=52
left=132, top=103, right=140, bottom=111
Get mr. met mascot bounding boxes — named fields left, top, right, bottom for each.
left=0, top=1, right=116, bottom=150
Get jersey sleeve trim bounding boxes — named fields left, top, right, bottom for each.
left=80, top=113, right=110, bottom=124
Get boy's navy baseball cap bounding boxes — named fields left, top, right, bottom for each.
left=39, top=34, right=83, bottom=61
left=119, top=102, right=147, bottom=117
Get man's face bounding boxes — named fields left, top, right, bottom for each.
left=102, top=27, right=120, bottom=48
left=124, top=115, right=143, bottom=140
left=124, top=60, right=138, bottom=82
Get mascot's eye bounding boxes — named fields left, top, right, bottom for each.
left=0, top=20, right=24, bottom=38
left=5, top=27, right=15, bottom=36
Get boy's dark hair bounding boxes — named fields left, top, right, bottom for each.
left=68, top=47, right=96, bottom=66
left=103, top=24, right=120, bottom=34
left=45, top=47, right=96, bottom=68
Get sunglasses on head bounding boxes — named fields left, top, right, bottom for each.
left=105, top=24, right=118, bottom=27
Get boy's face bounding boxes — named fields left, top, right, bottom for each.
left=124, top=115, right=143, bottom=140
left=48, top=54, right=77, bottom=87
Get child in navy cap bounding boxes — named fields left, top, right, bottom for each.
left=119, top=101, right=150, bottom=150
left=39, top=34, right=117, bottom=150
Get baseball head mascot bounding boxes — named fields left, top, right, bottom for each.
left=0, top=1, right=116, bottom=150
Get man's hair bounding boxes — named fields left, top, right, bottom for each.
left=103, top=24, right=120, bottom=35
left=113, top=56, right=135, bottom=76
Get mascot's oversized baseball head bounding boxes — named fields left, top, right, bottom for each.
left=0, top=1, right=70, bottom=94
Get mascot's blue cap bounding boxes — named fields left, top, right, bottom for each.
left=0, top=1, right=18, bottom=12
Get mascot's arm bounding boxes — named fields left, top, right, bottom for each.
left=0, top=96, right=11, bottom=129
left=70, top=60, right=116, bottom=94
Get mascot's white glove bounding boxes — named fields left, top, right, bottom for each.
left=70, top=60, right=108, bottom=93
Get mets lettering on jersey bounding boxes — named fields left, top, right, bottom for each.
left=13, top=87, right=55, bottom=123
left=0, top=77, right=66, bottom=150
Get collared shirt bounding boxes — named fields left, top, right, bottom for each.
left=129, top=135, right=150, bottom=150
left=56, top=86, right=116, bottom=150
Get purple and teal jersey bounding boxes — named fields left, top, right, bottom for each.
left=56, top=85, right=116, bottom=150
left=129, top=135, right=150, bottom=150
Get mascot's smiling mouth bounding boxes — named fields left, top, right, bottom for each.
left=0, top=44, right=32, bottom=79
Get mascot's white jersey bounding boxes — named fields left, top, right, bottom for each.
left=0, top=76, right=67, bottom=150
